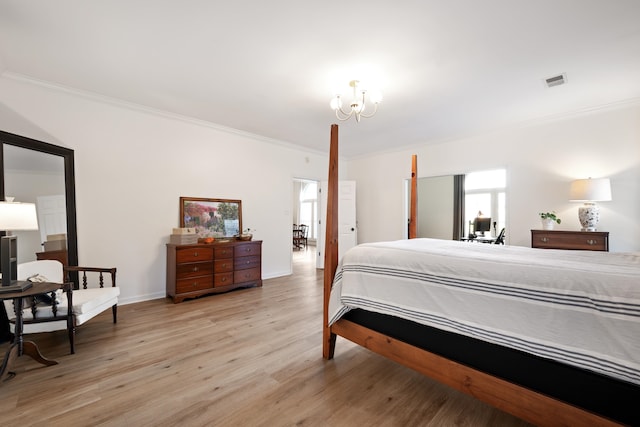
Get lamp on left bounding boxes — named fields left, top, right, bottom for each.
left=0, top=198, right=39, bottom=292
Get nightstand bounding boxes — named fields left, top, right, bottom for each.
left=531, top=230, right=609, bottom=251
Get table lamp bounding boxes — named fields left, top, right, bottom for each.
left=569, top=178, right=612, bottom=232
left=0, top=198, right=39, bottom=292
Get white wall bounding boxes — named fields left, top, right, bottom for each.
left=347, top=103, right=640, bottom=252
left=0, top=75, right=330, bottom=303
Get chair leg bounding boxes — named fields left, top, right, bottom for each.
left=67, top=315, right=75, bottom=354
left=112, top=305, right=117, bottom=324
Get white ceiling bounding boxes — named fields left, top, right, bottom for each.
left=1, top=0, right=639, bottom=158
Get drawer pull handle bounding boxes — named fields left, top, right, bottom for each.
left=192, top=267, right=199, bottom=272
left=194, top=252, right=199, bottom=257
left=587, top=239, right=597, bottom=245
left=192, top=282, right=197, bottom=287
left=540, top=237, right=549, bottom=243
left=221, top=277, right=227, bottom=282
left=246, top=261, right=251, bottom=265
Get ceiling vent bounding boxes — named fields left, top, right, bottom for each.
left=545, top=73, right=567, bottom=88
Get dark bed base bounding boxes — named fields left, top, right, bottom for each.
left=343, top=309, right=639, bottom=426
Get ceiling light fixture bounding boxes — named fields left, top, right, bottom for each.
left=330, top=80, right=382, bottom=122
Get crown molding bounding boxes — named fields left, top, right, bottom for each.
left=1, top=71, right=327, bottom=157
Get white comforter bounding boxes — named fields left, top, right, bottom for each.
left=329, top=238, right=640, bottom=385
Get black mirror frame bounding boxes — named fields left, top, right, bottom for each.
left=0, top=130, right=78, bottom=268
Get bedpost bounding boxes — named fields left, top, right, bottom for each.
left=409, top=154, right=418, bottom=239
left=323, top=124, right=339, bottom=359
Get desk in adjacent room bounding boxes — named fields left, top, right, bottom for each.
left=460, top=236, right=497, bottom=244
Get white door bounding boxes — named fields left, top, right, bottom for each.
left=317, top=181, right=357, bottom=268
left=36, top=195, right=67, bottom=245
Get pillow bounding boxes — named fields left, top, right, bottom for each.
left=27, top=274, right=63, bottom=305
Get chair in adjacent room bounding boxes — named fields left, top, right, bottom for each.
left=3, top=260, right=119, bottom=354
left=293, top=224, right=304, bottom=249
left=494, top=228, right=506, bottom=245
left=298, top=224, right=309, bottom=248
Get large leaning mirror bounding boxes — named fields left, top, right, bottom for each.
left=0, top=130, right=78, bottom=269
left=0, top=130, right=77, bottom=341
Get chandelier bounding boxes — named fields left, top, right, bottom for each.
left=330, top=80, right=382, bottom=122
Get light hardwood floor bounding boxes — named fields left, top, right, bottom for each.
left=1, top=248, right=531, bottom=426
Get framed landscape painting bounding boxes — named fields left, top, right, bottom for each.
left=180, top=197, right=242, bottom=238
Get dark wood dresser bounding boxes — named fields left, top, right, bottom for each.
left=531, top=230, right=609, bottom=251
left=36, top=249, right=68, bottom=266
left=166, top=240, right=262, bottom=303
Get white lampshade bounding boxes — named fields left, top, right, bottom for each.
left=0, top=201, right=39, bottom=230
left=569, top=178, right=612, bottom=202
left=569, top=178, right=611, bottom=232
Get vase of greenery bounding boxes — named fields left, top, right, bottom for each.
left=539, top=212, right=561, bottom=230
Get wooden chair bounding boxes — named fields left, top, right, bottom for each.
left=293, top=224, right=304, bottom=249
left=299, top=224, right=309, bottom=248
left=3, top=260, right=119, bottom=354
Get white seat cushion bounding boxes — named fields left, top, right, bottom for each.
left=72, top=287, right=120, bottom=315
left=73, top=287, right=120, bottom=325
left=5, top=287, right=120, bottom=327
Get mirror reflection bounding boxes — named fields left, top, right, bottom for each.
left=3, top=144, right=67, bottom=265
left=410, top=169, right=506, bottom=242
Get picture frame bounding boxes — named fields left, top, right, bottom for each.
left=180, top=197, right=242, bottom=238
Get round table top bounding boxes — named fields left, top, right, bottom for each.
left=0, top=282, right=62, bottom=299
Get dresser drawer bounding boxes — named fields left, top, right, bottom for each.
left=234, top=267, right=261, bottom=283
left=234, top=255, right=260, bottom=270
left=214, top=246, right=234, bottom=259
left=176, top=247, right=213, bottom=263
left=214, top=258, right=234, bottom=273
left=176, top=261, right=213, bottom=279
left=214, top=272, right=234, bottom=287
left=234, top=243, right=261, bottom=257
left=531, top=230, right=608, bottom=251
left=176, top=275, right=213, bottom=293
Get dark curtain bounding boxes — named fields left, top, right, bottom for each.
left=453, top=174, right=465, bottom=240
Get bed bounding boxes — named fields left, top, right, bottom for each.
left=321, top=124, right=640, bottom=426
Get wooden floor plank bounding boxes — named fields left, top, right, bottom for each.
left=1, top=249, right=531, bottom=426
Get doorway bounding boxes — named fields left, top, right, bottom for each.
left=292, top=178, right=318, bottom=264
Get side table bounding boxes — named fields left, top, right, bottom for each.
left=0, top=282, right=70, bottom=383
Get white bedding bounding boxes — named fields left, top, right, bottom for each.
left=329, top=238, right=640, bottom=385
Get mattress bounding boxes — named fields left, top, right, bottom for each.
left=329, top=238, right=640, bottom=385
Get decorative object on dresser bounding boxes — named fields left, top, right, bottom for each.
left=531, top=229, right=609, bottom=251
left=538, top=211, right=561, bottom=230
left=169, top=227, right=198, bottom=245
left=569, top=177, right=612, bottom=231
left=166, top=240, right=262, bottom=303
left=180, top=197, right=242, bottom=240
left=237, top=228, right=253, bottom=241
left=43, top=233, right=67, bottom=251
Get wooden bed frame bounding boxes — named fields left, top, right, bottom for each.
left=321, top=124, right=623, bottom=427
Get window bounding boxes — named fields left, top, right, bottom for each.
left=464, top=169, right=506, bottom=237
